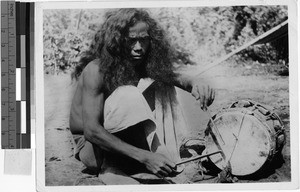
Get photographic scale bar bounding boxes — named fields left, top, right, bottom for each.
left=1, top=1, right=33, bottom=149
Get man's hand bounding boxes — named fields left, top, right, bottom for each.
left=191, top=81, right=215, bottom=111
left=141, top=152, right=176, bottom=178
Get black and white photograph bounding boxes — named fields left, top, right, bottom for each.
left=36, top=1, right=297, bottom=190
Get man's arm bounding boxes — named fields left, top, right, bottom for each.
left=172, top=64, right=194, bottom=92
left=81, top=62, right=175, bottom=177
left=173, top=64, right=215, bottom=110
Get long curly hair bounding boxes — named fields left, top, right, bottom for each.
left=72, top=8, right=190, bottom=93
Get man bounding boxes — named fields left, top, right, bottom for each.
left=70, top=8, right=214, bottom=181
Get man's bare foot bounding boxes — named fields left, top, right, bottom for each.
left=179, top=138, right=206, bottom=158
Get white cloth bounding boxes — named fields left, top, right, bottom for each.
left=104, top=85, right=155, bottom=134
left=103, top=79, right=188, bottom=162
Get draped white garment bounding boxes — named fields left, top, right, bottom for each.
left=103, top=78, right=188, bottom=162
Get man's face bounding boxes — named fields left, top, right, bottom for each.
left=125, top=21, right=150, bottom=62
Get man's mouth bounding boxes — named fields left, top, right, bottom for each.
left=132, top=55, right=143, bottom=59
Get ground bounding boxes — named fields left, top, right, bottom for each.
left=44, top=60, right=290, bottom=185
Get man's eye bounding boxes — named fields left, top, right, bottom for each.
left=140, top=36, right=150, bottom=42
left=126, top=37, right=137, bottom=44
left=126, top=36, right=150, bottom=44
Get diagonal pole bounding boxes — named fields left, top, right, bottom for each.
left=194, top=20, right=288, bottom=77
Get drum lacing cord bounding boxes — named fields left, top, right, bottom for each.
left=252, top=104, right=285, bottom=137
left=275, top=127, right=285, bottom=137
left=253, top=103, right=282, bottom=122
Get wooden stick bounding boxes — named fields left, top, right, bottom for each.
left=176, top=150, right=222, bottom=166
left=206, top=109, right=225, bottom=145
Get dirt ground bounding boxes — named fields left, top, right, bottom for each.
left=44, top=61, right=290, bottom=186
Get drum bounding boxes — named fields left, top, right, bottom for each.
left=205, top=100, right=285, bottom=176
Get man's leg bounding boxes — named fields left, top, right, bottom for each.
left=111, top=120, right=151, bottom=174
left=78, top=141, right=104, bottom=173
left=78, top=85, right=155, bottom=175
left=94, top=121, right=152, bottom=185
left=76, top=121, right=150, bottom=174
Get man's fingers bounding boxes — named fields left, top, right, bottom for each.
left=210, top=88, right=215, bottom=105
left=207, top=85, right=210, bottom=98
left=164, top=158, right=176, bottom=169
left=206, top=85, right=210, bottom=106
left=199, top=86, right=204, bottom=103
left=192, top=85, right=200, bottom=100
left=208, top=87, right=215, bottom=105
left=192, top=84, right=215, bottom=110
left=157, top=169, right=168, bottom=177
left=155, top=172, right=164, bottom=178
left=209, top=87, right=213, bottom=101
left=202, top=86, right=207, bottom=110
left=161, top=165, right=172, bottom=174
left=199, top=95, right=205, bottom=111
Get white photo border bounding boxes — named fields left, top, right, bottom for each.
left=35, top=0, right=298, bottom=191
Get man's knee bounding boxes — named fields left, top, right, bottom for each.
left=112, top=85, right=142, bottom=104
left=104, top=85, right=154, bottom=133
left=113, top=122, right=150, bottom=151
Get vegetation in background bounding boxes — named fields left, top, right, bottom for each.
left=43, top=6, right=288, bottom=75
left=227, top=6, right=288, bottom=75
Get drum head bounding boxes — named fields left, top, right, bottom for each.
left=206, top=110, right=273, bottom=176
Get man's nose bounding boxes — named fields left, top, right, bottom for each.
left=133, top=41, right=142, bottom=52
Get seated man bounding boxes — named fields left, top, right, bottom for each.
left=70, top=8, right=214, bottom=183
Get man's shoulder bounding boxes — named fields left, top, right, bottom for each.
left=84, top=59, right=101, bottom=72
left=82, top=59, right=104, bottom=88
left=82, top=59, right=103, bottom=77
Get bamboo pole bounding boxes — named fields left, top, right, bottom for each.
left=194, top=20, right=288, bottom=77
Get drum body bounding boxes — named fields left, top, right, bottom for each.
left=205, top=100, right=285, bottom=176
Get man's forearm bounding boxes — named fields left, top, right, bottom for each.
left=84, top=125, right=149, bottom=162
left=173, top=64, right=199, bottom=92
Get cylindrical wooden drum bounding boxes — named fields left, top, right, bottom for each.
left=205, top=100, right=285, bottom=176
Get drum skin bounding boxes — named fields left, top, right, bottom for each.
left=205, top=101, right=285, bottom=176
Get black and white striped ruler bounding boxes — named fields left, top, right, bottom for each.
left=1, top=1, right=33, bottom=149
